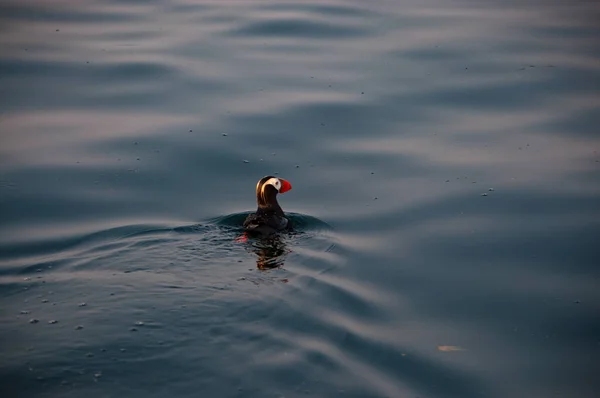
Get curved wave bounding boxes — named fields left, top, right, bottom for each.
left=209, top=211, right=333, bottom=232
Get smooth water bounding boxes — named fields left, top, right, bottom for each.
left=1, top=1, right=599, bottom=397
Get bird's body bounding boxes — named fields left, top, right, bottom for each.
left=243, top=176, right=292, bottom=236
left=243, top=210, right=288, bottom=235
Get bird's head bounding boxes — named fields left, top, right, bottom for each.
left=256, top=176, right=292, bottom=207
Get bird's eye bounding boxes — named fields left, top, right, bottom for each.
left=264, top=177, right=281, bottom=192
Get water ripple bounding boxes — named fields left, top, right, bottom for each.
left=1, top=0, right=599, bottom=397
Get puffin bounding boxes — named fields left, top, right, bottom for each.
left=243, top=176, right=292, bottom=236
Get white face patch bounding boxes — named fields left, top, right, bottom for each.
left=263, top=177, right=281, bottom=192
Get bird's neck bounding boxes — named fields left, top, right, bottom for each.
left=257, top=201, right=284, bottom=217
left=257, top=186, right=284, bottom=216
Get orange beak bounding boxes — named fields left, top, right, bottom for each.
left=279, top=178, right=292, bottom=194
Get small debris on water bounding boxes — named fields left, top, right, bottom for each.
left=574, top=300, right=581, bottom=304
left=29, top=319, right=39, bottom=324
left=135, top=321, right=144, bottom=326
left=481, top=193, right=488, bottom=197
left=222, top=133, right=227, bottom=136
left=488, top=188, right=494, bottom=191
left=243, top=160, right=249, bottom=163
left=438, top=345, right=465, bottom=352
left=79, top=302, right=87, bottom=307
left=75, top=325, right=84, bottom=330
left=94, top=371, right=102, bottom=378
left=130, top=327, right=138, bottom=332
left=295, top=165, right=300, bottom=168
left=189, top=129, right=192, bottom=132
left=86, top=352, right=94, bottom=358
left=20, top=310, right=30, bottom=315
left=41, top=299, right=48, bottom=303
left=48, top=320, right=58, bottom=324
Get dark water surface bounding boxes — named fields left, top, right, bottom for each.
left=1, top=1, right=599, bottom=397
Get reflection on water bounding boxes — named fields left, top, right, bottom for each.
left=1, top=0, right=599, bottom=397
left=244, top=233, right=290, bottom=270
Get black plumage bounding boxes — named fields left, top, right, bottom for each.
left=243, top=176, right=292, bottom=236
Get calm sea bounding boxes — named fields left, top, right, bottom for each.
left=1, top=1, right=599, bottom=397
